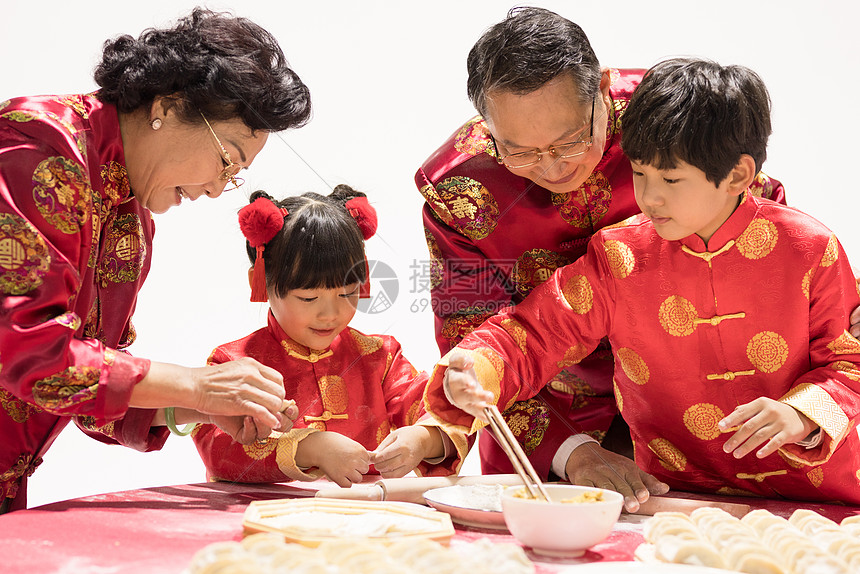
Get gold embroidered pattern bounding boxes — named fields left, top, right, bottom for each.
left=826, top=331, right=860, bottom=355
left=500, top=318, right=528, bottom=356
left=32, top=366, right=100, bottom=412
left=99, top=161, right=130, bottom=206
left=275, top=427, right=323, bottom=481
left=419, top=185, right=455, bottom=228
left=659, top=296, right=699, bottom=336
left=832, top=361, right=860, bottom=382
left=32, top=156, right=91, bottom=234
left=435, top=176, right=499, bottom=240
left=0, top=212, right=50, bottom=295
left=748, top=172, right=776, bottom=199
left=440, top=311, right=494, bottom=347
left=552, top=171, right=612, bottom=229
left=0, top=388, right=41, bottom=423
left=683, top=403, right=726, bottom=440
left=350, top=330, right=384, bottom=356
left=617, top=348, right=649, bottom=385
left=807, top=467, right=824, bottom=488
left=406, top=399, right=421, bottom=426
left=746, top=331, right=789, bottom=373
left=613, top=379, right=623, bottom=413
left=557, top=344, right=590, bottom=368
left=801, top=267, right=814, bottom=300
left=376, top=420, right=391, bottom=445
left=77, top=417, right=115, bottom=438
left=781, top=382, right=849, bottom=441
left=242, top=438, right=277, bottom=460
left=97, top=214, right=146, bottom=285
left=561, top=274, right=593, bottom=314
left=512, top=249, right=570, bottom=298
left=820, top=234, right=838, bottom=268
left=452, top=116, right=494, bottom=157
left=736, top=218, right=778, bottom=260
left=424, top=228, right=443, bottom=290
left=649, top=438, right=687, bottom=472
left=54, top=312, right=81, bottom=331
left=317, top=375, right=348, bottom=413
left=500, top=398, right=549, bottom=455
left=736, top=470, right=787, bottom=483
left=604, top=240, right=635, bottom=278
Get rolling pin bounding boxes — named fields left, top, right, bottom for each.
left=632, top=495, right=750, bottom=518
left=315, top=474, right=525, bottom=505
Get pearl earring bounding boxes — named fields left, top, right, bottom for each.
left=150, top=118, right=163, bottom=130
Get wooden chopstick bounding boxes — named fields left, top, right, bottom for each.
left=484, top=405, right=551, bottom=501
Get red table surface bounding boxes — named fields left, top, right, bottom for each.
left=0, top=481, right=857, bottom=574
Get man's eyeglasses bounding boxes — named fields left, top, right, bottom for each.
left=200, top=112, right=245, bottom=191
left=493, top=96, right=595, bottom=169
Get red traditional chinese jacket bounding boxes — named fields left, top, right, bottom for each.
left=416, top=68, right=787, bottom=479
left=0, top=94, right=164, bottom=511
left=192, top=312, right=464, bottom=482
left=425, top=193, right=860, bottom=503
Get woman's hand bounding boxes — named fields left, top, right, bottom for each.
left=295, top=432, right=371, bottom=487
left=719, top=397, right=818, bottom=459
left=370, top=426, right=443, bottom=478
left=442, top=352, right=494, bottom=422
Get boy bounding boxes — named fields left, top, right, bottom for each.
left=425, top=58, right=860, bottom=511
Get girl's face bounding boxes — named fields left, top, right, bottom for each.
left=268, top=283, right=361, bottom=350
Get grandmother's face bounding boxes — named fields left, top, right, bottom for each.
left=128, top=114, right=268, bottom=214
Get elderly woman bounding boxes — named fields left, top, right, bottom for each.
left=0, top=8, right=309, bottom=512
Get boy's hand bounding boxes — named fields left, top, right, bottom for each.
left=719, top=397, right=818, bottom=459
left=565, top=444, right=669, bottom=512
left=370, top=426, right=442, bottom=478
left=442, top=352, right=494, bottom=422
left=296, top=432, right=371, bottom=487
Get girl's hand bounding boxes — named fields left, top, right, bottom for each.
left=209, top=415, right=260, bottom=445
left=719, top=397, right=818, bottom=459
left=565, top=444, right=669, bottom=513
left=442, top=352, right=494, bottom=422
left=370, top=426, right=443, bottom=478
left=296, top=432, right=371, bottom=487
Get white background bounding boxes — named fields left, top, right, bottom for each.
left=3, top=1, right=857, bottom=508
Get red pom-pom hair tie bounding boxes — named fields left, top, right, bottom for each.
left=345, top=196, right=377, bottom=240
left=238, top=198, right=289, bottom=302
left=345, top=197, right=377, bottom=299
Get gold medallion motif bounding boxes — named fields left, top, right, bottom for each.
left=512, top=249, right=570, bottom=298
left=0, top=388, right=41, bottom=423
left=659, top=296, right=698, bottom=337
left=500, top=318, right=528, bottom=356
left=98, top=214, right=146, bottom=284
left=100, top=161, right=130, bottom=206
left=557, top=344, right=590, bottom=368
left=826, top=331, right=860, bottom=355
left=617, top=348, right=650, bottom=385
left=376, top=421, right=391, bottom=445
left=832, top=361, right=860, bottom=382
left=440, top=312, right=494, bottom=346
left=424, top=228, right=443, bottom=290
left=820, top=235, right=839, bottom=268
left=308, top=421, right=326, bottom=432
left=0, top=213, right=51, bottom=295
left=735, top=218, right=778, bottom=260
left=435, top=176, right=499, bottom=240
left=55, top=95, right=88, bottom=118
left=32, top=367, right=100, bottom=411
left=317, top=375, right=348, bottom=412
left=500, top=398, right=549, bottom=455
left=746, top=331, right=789, bottom=373
left=561, top=274, right=593, bottom=314
left=683, top=403, right=726, bottom=440
left=552, top=171, right=612, bottom=229
left=801, top=267, right=814, bottom=300
left=32, top=156, right=91, bottom=234
left=604, top=240, right=635, bottom=278
left=349, top=330, right=384, bottom=356
left=243, top=439, right=277, bottom=460
left=807, top=467, right=824, bottom=488
left=405, top=400, right=420, bottom=426
left=613, top=379, right=623, bottom=413
left=648, top=438, right=687, bottom=472
left=453, top=116, right=495, bottom=157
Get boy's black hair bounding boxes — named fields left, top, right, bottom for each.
left=621, top=57, right=772, bottom=185
left=245, top=185, right=367, bottom=297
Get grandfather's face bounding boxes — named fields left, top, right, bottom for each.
left=484, top=71, right=611, bottom=194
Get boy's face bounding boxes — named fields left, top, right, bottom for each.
left=268, top=283, right=360, bottom=350
left=630, top=160, right=743, bottom=244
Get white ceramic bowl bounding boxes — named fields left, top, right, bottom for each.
left=500, top=484, right=624, bottom=557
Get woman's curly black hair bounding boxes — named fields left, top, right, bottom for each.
left=94, top=7, right=311, bottom=132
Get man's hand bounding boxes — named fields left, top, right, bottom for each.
left=565, top=443, right=669, bottom=512
left=719, top=397, right=817, bottom=459
left=442, top=352, right=494, bottom=422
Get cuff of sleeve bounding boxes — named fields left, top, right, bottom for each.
left=794, top=428, right=823, bottom=449
left=275, top=428, right=324, bottom=481
left=551, top=434, right=599, bottom=480
left=97, top=350, right=151, bottom=423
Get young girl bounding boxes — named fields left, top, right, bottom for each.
left=192, top=186, right=462, bottom=487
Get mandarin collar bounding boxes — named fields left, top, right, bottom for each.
left=677, top=191, right=757, bottom=252
left=266, top=310, right=334, bottom=363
